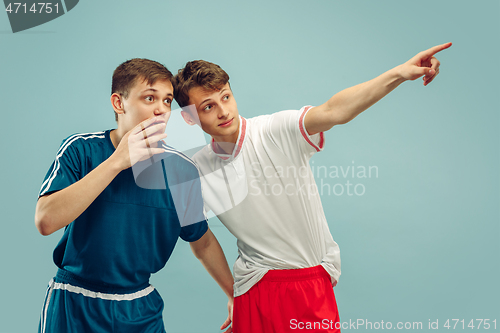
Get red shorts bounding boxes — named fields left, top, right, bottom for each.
left=233, top=265, right=340, bottom=333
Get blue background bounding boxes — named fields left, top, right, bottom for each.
left=1, top=1, right=498, bottom=332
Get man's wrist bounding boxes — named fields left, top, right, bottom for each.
left=394, top=64, right=408, bottom=83
left=104, top=153, right=126, bottom=174
left=225, top=286, right=234, bottom=299
left=380, top=65, right=407, bottom=89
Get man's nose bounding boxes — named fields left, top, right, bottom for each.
left=155, top=102, right=170, bottom=115
left=218, top=104, right=229, bottom=118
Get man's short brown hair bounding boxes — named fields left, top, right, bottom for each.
left=112, top=58, right=173, bottom=121
left=173, top=60, right=230, bottom=109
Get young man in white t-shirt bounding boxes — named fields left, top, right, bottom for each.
left=173, top=42, right=451, bottom=332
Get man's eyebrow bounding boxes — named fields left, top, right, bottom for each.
left=142, top=89, right=173, bottom=98
left=199, top=97, right=212, bottom=106
left=199, top=89, right=228, bottom=106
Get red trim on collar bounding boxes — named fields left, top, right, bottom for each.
left=234, top=117, right=246, bottom=158
left=299, top=106, right=322, bottom=152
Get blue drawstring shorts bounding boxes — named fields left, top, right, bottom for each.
left=39, top=269, right=166, bottom=333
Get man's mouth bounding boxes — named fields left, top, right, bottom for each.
left=219, top=118, right=234, bottom=127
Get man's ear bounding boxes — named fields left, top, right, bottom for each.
left=181, top=110, right=197, bottom=126
left=111, top=93, right=125, bottom=115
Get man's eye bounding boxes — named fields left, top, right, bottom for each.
left=145, top=96, right=153, bottom=102
left=223, top=95, right=229, bottom=101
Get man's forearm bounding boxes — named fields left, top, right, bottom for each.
left=191, top=229, right=234, bottom=298
left=35, top=118, right=169, bottom=236
left=325, top=65, right=406, bottom=125
left=305, top=43, right=450, bottom=135
left=304, top=66, right=407, bottom=134
left=35, top=156, right=122, bottom=235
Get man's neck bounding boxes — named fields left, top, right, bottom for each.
left=212, top=128, right=240, bottom=155
left=109, top=128, right=124, bottom=149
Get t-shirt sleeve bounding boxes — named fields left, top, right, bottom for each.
left=179, top=219, right=209, bottom=242
left=265, top=106, right=325, bottom=164
left=38, top=135, right=83, bottom=198
left=165, top=155, right=209, bottom=242
left=177, top=174, right=209, bottom=242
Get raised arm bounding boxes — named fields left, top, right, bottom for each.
left=305, top=42, right=452, bottom=135
left=35, top=117, right=167, bottom=235
left=190, top=228, right=234, bottom=333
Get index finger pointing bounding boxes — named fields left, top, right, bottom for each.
left=420, top=42, right=452, bottom=59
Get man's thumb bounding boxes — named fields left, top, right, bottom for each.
left=417, top=67, right=434, bottom=76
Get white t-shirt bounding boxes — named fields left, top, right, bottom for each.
left=192, top=106, right=341, bottom=297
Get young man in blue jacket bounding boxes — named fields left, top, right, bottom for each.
left=36, top=58, right=234, bottom=333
